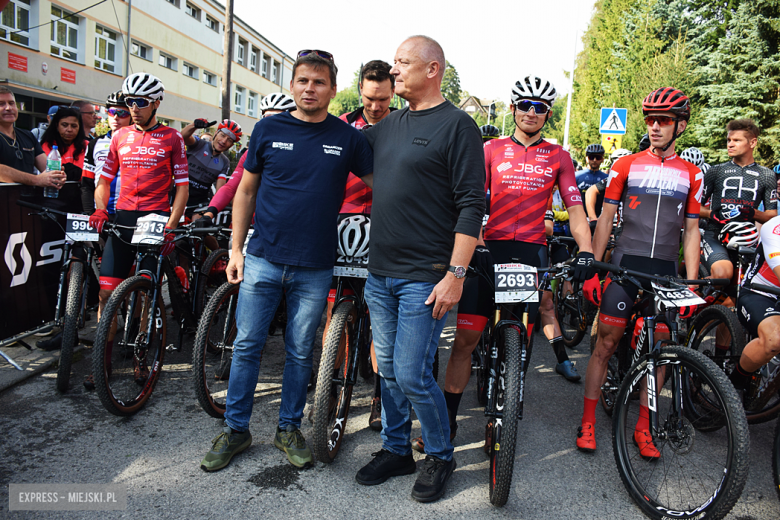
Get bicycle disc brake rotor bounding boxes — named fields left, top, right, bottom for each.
left=663, top=416, right=695, bottom=455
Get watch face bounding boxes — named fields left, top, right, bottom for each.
left=454, top=266, right=466, bottom=278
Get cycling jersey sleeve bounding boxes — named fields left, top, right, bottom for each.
left=484, top=140, right=494, bottom=195
left=101, top=134, right=120, bottom=181
left=686, top=166, right=703, bottom=218
left=595, top=177, right=608, bottom=195
left=209, top=153, right=245, bottom=212
left=556, top=150, right=582, bottom=208
left=762, top=169, right=778, bottom=212
left=172, top=132, right=189, bottom=186
left=701, top=163, right=716, bottom=207
left=603, top=165, right=627, bottom=205
left=762, top=218, right=780, bottom=270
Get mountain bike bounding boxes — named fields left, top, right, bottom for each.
left=92, top=218, right=226, bottom=416
left=15, top=200, right=101, bottom=392
left=590, top=260, right=749, bottom=520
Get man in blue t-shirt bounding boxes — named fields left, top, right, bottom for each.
left=200, top=51, right=373, bottom=472
left=576, top=143, right=608, bottom=229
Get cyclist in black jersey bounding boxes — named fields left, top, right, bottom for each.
left=700, top=119, right=777, bottom=284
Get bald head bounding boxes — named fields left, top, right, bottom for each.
left=405, top=35, right=445, bottom=79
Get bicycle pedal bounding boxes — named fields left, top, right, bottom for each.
left=165, top=344, right=181, bottom=352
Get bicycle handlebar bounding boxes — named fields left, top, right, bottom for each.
left=592, top=260, right=729, bottom=287
left=743, top=281, right=780, bottom=297
left=16, top=199, right=68, bottom=216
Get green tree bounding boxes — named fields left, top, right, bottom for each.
left=328, top=66, right=362, bottom=116
left=441, top=61, right=462, bottom=105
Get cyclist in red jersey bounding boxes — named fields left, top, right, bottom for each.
left=322, top=60, right=395, bottom=431
left=412, top=75, right=595, bottom=453
left=578, top=87, right=702, bottom=457
left=88, top=73, right=189, bottom=386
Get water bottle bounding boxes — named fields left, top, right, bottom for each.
left=44, top=145, right=61, bottom=199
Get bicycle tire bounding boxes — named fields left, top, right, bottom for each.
left=773, top=415, right=780, bottom=503
left=312, top=302, right=356, bottom=463
left=476, top=328, right=489, bottom=406
left=612, top=346, right=749, bottom=520
left=192, top=281, right=239, bottom=418
left=57, top=261, right=84, bottom=393
left=358, top=312, right=373, bottom=380
left=92, top=276, right=166, bottom=416
left=163, top=258, right=195, bottom=331
left=195, top=248, right=229, bottom=318
left=556, top=284, right=586, bottom=347
left=489, top=326, right=521, bottom=507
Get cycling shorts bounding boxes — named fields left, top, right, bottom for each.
left=99, top=210, right=169, bottom=291
left=456, top=241, right=547, bottom=332
left=701, top=228, right=731, bottom=271
left=456, top=246, right=494, bottom=331
left=599, top=254, right=677, bottom=328
left=736, top=289, right=780, bottom=337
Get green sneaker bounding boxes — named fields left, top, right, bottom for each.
left=200, top=426, right=252, bottom=472
left=274, top=425, right=313, bottom=468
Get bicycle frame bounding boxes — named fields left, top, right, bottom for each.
left=331, top=276, right=370, bottom=389
left=484, top=306, right=530, bottom=421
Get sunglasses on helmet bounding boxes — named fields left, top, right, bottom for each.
left=514, top=100, right=551, bottom=115
left=107, top=107, right=131, bottom=118
left=125, top=97, right=154, bottom=109
left=644, top=115, right=680, bottom=127
left=297, top=49, right=334, bottom=61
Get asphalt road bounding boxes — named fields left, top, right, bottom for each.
left=1, top=309, right=779, bottom=519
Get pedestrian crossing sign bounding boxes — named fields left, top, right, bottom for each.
left=601, top=134, right=622, bottom=154
left=600, top=108, right=627, bottom=135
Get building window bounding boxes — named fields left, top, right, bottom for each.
left=0, top=0, right=31, bottom=47
left=185, top=2, right=200, bottom=20
left=131, top=40, right=152, bottom=61
left=261, top=55, right=269, bottom=78
left=183, top=62, right=198, bottom=79
left=234, top=85, right=245, bottom=114
left=206, top=15, right=218, bottom=32
left=203, top=70, right=217, bottom=86
left=94, top=25, right=118, bottom=73
left=158, top=117, right=173, bottom=126
left=50, top=5, right=80, bottom=61
left=159, top=52, right=177, bottom=71
left=248, top=91, right=257, bottom=118
left=165, top=0, right=179, bottom=6
left=272, top=61, right=280, bottom=84
left=249, top=48, right=257, bottom=73
left=236, top=37, right=246, bottom=66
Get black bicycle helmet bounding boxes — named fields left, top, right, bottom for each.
left=480, top=124, right=501, bottom=141
left=586, top=144, right=605, bottom=156
left=639, top=133, right=651, bottom=152
left=105, top=90, right=127, bottom=107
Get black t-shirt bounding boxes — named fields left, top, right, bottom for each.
left=0, top=127, right=43, bottom=175
left=363, top=101, right=486, bottom=284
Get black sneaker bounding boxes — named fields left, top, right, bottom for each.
left=411, top=455, right=456, bottom=503
left=355, top=449, right=416, bottom=486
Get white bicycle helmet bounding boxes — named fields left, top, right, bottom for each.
left=700, top=162, right=711, bottom=174
left=680, top=147, right=705, bottom=167
left=260, top=93, right=295, bottom=113
left=511, top=75, right=557, bottom=105
left=718, top=221, right=759, bottom=250
left=122, top=72, right=165, bottom=100
left=611, top=148, right=632, bottom=160
left=337, top=215, right=370, bottom=260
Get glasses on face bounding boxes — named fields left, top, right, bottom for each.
left=644, top=115, right=679, bottom=127
left=107, top=108, right=130, bottom=118
left=514, top=100, right=551, bottom=115
left=81, top=111, right=96, bottom=116
left=297, top=49, right=334, bottom=61
left=587, top=155, right=604, bottom=161
left=125, top=97, right=153, bottom=109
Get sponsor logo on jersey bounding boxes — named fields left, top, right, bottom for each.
left=742, top=306, right=750, bottom=320
left=638, top=165, right=682, bottom=191
left=323, top=145, right=342, bottom=156
left=412, top=137, right=429, bottom=147
left=773, top=224, right=780, bottom=235
left=769, top=252, right=780, bottom=259
left=745, top=169, right=759, bottom=176
left=771, top=189, right=778, bottom=202
left=273, top=142, right=294, bottom=151
left=149, top=138, right=162, bottom=145
left=151, top=133, right=165, bottom=138
left=119, top=146, right=131, bottom=156
left=497, top=162, right=512, bottom=173
left=568, top=186, right=577, bottom=192
left=514, top=164, right=553, bottom=176
left=571, top=195, right=582, bottom=203
left=126, top=134, right=135, bottom=144
left=721, top=176, right=758, bottom=200
left=535, top=155, right=549, bottom=163
left=537, top=148, right=550, bottom=154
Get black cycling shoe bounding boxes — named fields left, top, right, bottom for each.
left=36, top=332, right=63, bottom=351
left=355, top=449, right=416, bottom=486
left=411, top=455, right=456, bottom=503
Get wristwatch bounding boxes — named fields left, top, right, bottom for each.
left=448, top=265, right=467, bottom=279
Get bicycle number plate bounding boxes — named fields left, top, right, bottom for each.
left=333, top=255, right=369, bottom=278
left=65, top=213, right=99, bottom=243
left=494, top=263, right=538, bottom=303
left=131, top=214, right=168, bottom=245
left=228, top=229, right=253, bottom=258
left=651, top=282, right=705, bottom=308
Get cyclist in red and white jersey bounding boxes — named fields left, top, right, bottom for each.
left=734, top=215, right=780, bottom=407
left=579, top=87, right=702, bottom=457
left=418, top=75, right=595, bottom=453
left=88, top=72, right=188, bottom=386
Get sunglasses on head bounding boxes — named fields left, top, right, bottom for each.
left=514, top=99, right=551, bottom=115
left=125, top=97, right=154, bottom=109
left=107, top=107, right=131, bottom=118
left=644, top=115, right=680, bottom=127
left=297, top=49, right=334, bottom=61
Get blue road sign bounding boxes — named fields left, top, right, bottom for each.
left=600, top=108, right=627, bottom=135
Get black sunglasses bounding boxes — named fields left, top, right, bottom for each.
left=587, top=154, right=604, bottom=160
left=297, top=49, right=334, bottom=61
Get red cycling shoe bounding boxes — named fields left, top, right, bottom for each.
left=576, top=423, right=596, bottom=453
left=633, top=429, right=661, bottom=460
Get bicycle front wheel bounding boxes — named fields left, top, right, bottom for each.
left=612, top=346, right=749, bottom=520
left=92, top=276, right=166, bottom=416
left=57, top=261, right=84, bottom=393
left=489, top=325, right=521, bottom=507
left=312, top=301, right=357, bottom=463
left=194, top=248, right=229, bottom=318
left=192, top=281, right=239, bottom=418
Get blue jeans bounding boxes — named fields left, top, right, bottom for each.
left=365, top=274, right=453, bottom=461
left=223, top=254, right=331, bottom=432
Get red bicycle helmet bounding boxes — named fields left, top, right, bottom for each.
left=217, top=119, right=243, bottom=141
left=642, top=87, right=690, bottom=120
